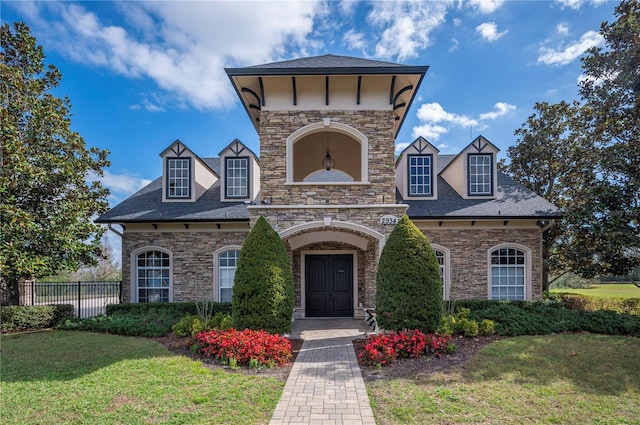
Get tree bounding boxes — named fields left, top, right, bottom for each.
left=0, top=22, right=110, bottom=304
left=375, top=215, right=442, bottom=332
left=506, top=0, right=639, bottom=280
left=232, top=216, right=294, bottom=334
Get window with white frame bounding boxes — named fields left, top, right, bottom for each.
left=226, top=157, right=249, bottom=198
left=468, top=154, right=493, bottom=195
left=433, top=249, right=446, bottom=298
left=219, top=250, right=240, bottom=302
left=136, top=250, right=170, bottom=302
left=490, top=248, right=526, bottom=300
left=408, top=154, right=433, bottom=196
left=167, top=158, right=190, bottom=198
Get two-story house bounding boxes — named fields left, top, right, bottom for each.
left=97, top=54, right=561, bottom=319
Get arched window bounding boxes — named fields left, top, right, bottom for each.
left=135, top=250, right=171, bottom=303
left=490, top=247, right=526, bottom=300
left=218, top=249, right=240, bottom=303
left=434, top=249, right=446, bottom=298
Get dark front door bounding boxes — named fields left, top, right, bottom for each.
left=305, top=254, right=353, bottom=317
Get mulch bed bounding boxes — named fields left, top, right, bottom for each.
left=153, top=333, right=502, bottom=382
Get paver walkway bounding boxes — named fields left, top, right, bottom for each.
left=269, top=319, right=376, bottom=425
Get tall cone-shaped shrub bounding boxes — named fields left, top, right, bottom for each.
left=375, top=215, right=442, bottom=332
left=232, top=216, right=294, bottom=334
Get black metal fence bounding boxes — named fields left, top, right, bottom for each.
left=1, top=280, right=122, bottom=318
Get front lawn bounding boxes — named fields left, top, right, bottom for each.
left=552, top=283, right=640, bottom=298
left=1, top=331, right=284, bottom=425
left=367, top=333, right=640, bottom=424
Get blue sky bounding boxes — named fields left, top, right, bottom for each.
left=4, top=0, right=614, bottom=205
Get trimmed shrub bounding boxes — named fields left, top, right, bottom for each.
left=463, top=301, right=640, bottom=337
left=0, top=304, right=74, bottom=333
left=232, top=216, right=294, bottom=334
left=57, top=307, right=184, bottom=337
left=375, top=215, right=443, bottom=332
left=556, top=293, right=640, bottom=316
left=105, top=301, right=232, bottom=317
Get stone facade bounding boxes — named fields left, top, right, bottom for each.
left=121, top=230, right=248, bottom=303
left=423, top=227, right=543, bottom=300
left=258, top=110, right=397, bottom=205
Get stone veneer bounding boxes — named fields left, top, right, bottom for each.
left=422, top=227, right=543, bottom=300
left=258, top=110, right=397, bottom=205
left=121, top=231, right=248, bottom=303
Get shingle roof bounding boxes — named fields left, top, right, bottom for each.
left=245, top=54, right=416, bottom=71
left=98, top=156, right=561, bottom=224
left=399, top=156, right=562, bottom=219
left=95, top=159, right=250, bottom=223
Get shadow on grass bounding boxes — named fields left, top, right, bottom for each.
left=466, top=333, right=640, bottom=396
left=0, top=330, right=174, bottom=382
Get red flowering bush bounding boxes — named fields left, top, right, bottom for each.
left=194, top=328, right=292, bottom=368
left=358, top=330, right=453, bottom=366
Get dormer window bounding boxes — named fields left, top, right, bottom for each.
left=468, top=153, right=493, bottom=196
left=408, top=154, right=433, bottom=196
left=226, top=157, right=249, bottom=198
left=167, top=158, right=191, bottom=199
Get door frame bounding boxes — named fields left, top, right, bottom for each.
left=301, top=249, right=358, bottom=318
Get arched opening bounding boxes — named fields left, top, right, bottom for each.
left=286, top=120, right=369, bottom=183
left=293, top=130, right=361, bottom=181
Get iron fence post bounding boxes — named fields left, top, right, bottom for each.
left=77, top=281, right=81, bottom=317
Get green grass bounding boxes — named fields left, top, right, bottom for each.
left=1, top=331, right=284, bottom=424
left=552, top=283, right=640, bottom=298
left=368, top=334, right=640, bottom=424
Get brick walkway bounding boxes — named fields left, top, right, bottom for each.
left=269, top=319, right=376, bottom=425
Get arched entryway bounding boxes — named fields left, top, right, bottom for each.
left=280, top=221, right=383, bottom=318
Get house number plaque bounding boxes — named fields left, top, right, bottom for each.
left=379, top=215, right=399, bottom=225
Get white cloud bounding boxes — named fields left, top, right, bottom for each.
left=449, top=38, right=460, bottom=52
left=412, top=103, right=477, bottom=140
left=92, top=170, right=152, bottom=202
left=16, top=1, right=322, bottom=111
left=452, top=18, right=462, bottom=26
left=556, top=22, right=570, bottom=36
left=343, top=29, right=366, bottom=51
left=476, top=22, right=508, bottom=42
left=142, top=100, right=165, bottom=113
left=417, top=103, right=478, bottom=127
left=556, top=0, right=607, bottom=10
left=368, top=1, right=452, bottom=60
left=538, top=30, right=604, bottom=65
left=467, top=0, right=506, bottom=14
left=128, top=104, right=141, bottom=111
left=395, top=142, right=410, bottom=154
left=479, top=102, right=516, bottom=120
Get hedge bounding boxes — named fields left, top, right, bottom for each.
left=0, top=304, right=74, bottom=333
left=554, top=293, right=640, bottom=316
left=454, top=300, right=640, bottom=337
left=105, top=301, right=232, bottom=317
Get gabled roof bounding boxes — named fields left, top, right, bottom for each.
left=439, top=135, right=500, bottom=175
left=399, top=155, right=562, bottom=219
left=217, top=138, right=259, bottom=160
left=396, top=137, right=440, bottom=165
left=95, top=159, right=250, bottom=223
left=160, top=139, right=219, bottom=177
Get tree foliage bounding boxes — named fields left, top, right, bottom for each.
left=506, top=0, right=639, bottom=279
left=1, top=22, right=110, bottom=303
left=375, top=215, right=442, bottom=332
left=232, top=216, right=294, bottom=334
